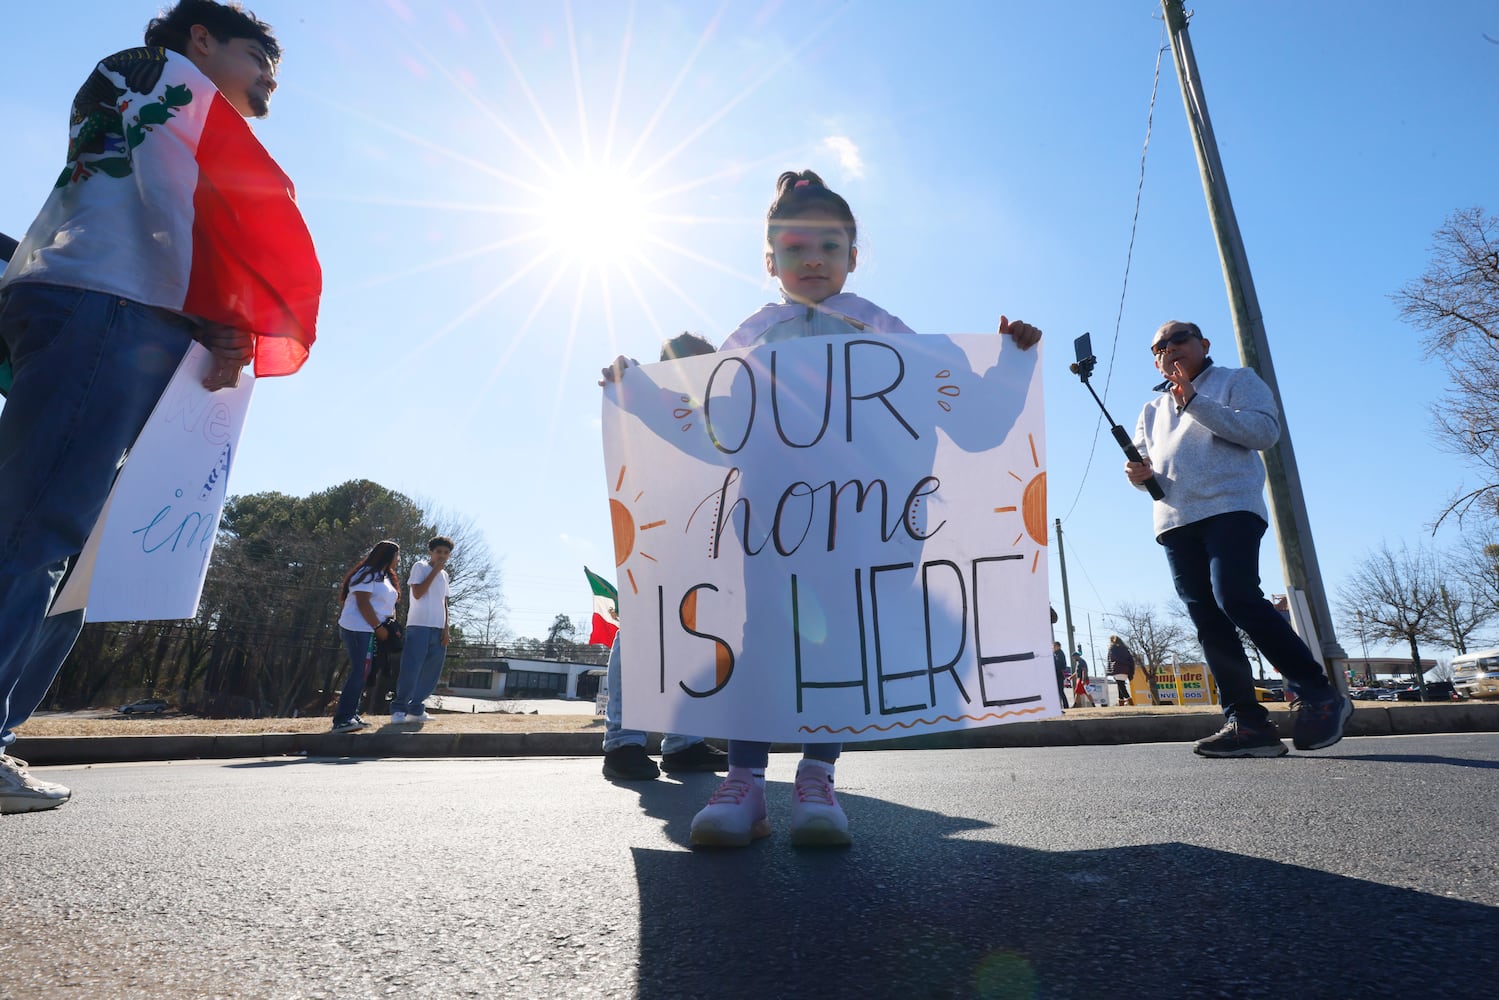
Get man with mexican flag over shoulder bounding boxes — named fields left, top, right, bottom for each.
left=0, top=0, right=320, bottom=815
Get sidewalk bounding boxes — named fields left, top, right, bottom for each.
left=16, top=701, right=1499, bottom=766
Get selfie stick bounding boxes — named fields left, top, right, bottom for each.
left=1069, top=350, right=1165, bottom=501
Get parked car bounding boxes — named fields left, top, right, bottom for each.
left=119, top=698, right=168, bottom=715
left=1393, top=681, right=1456, bottom=702
left=1254, top=685, right=1285, bottom=702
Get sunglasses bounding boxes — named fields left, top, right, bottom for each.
left=1151, top=330, right=1199, bottom=356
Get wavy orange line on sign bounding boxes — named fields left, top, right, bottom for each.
left=797, top=705, right=1048, bottom=735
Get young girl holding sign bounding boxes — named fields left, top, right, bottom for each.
left=689, top=170, right=1043, bottom=849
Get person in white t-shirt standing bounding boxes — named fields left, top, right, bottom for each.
left=392, top=535, right=453, bottom=724
left=332, top=540, right=402, bottom=733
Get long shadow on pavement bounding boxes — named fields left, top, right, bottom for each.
left=1333, top=753, right=1499, bottom=770
left=626, top=781, right=1497, bottom=1000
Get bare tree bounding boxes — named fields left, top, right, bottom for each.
left=1338, top=543, right=1444, bottom=699
left=473, top=591, right=513, bottom=646
left=1431, top=582, right=1493, bottom=656
left=1394, top=206, right=1499, bottom=526
left=1108, top=601, right=1193, bottom=705
left=408, top=498, right=506, bottom=642
left=1452, top=535, right=1499, bottom=624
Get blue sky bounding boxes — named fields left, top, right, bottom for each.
left=3, top=1, right=1496, bottom=663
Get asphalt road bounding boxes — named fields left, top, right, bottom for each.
left=5, top=734, right=1498, bottom=999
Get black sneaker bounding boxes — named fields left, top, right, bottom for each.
left=602, top=744, right=660, bottom=781
left=1291, top=691, right=1353, bottom=751
left=661, top=741, right=730, bottom=773
left=1193, top=716, right=1288, bottom=758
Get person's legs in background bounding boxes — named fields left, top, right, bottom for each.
left=391, top=625, right=438, bottom=721
left=406, top=627, right=449, bottom=720
left=601, top=638, right=657, bottom=780
left=601, top=638, right=727, bottom=780
left=331, top=628, right=373, bottom=731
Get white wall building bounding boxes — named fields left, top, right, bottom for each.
left=444, top=656, right=605, bottom=702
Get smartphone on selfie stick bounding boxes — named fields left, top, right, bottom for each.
left=1069, top=332, right=1164, bottom=501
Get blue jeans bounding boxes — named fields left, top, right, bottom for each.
left=0, top=284, right=192, bottom=747
left=1161, top=511, right=1331, bottom=726
left=393, top=625, right=446, bottom=714
left=333, top=627, right=375, bottom=725
left=602, top=638, right=700, bottom=754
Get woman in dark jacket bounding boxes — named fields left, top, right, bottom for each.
left=1107, top=635, right=1137, bottom=705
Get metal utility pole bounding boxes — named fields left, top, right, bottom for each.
left=1055, top=518, right=1078, bottom=667
left=1160, top=0, right=1347, bottom=686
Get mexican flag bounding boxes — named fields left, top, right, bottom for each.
left=584, top=567, right=620, bottom=646
left=1, top=46, right=320, bottom=382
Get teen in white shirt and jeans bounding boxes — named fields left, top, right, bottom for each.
left=392, top=536, right=452, bottom=723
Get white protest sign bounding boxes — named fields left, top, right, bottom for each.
left=600, top=333, right=1056, bottom=744
left=51, top=342, right=253, bottom=621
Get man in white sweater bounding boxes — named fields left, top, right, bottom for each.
left=1125, top=321, right=1350, bottom=757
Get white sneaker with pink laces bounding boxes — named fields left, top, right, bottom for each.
left=689, top=768, right=770, bottom=847
left=790, top=760, right=850, bottom=847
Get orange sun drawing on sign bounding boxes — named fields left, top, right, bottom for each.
left=608, top=464, right=667, bottom=596
left=608, top=461, right=732, bottom=686
left=992, top=433, right=1046, bottom=573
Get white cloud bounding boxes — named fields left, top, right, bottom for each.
left=821, top=136, right=865, bottom=179
left=557, top=533, right=599, bottom=556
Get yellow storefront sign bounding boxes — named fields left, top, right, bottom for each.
left=1135, top=662, right=1218, bottom=707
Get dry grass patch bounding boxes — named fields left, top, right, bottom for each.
left=17, top=712, right=603, bottom=739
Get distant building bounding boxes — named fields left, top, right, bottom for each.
left=1342, top=657, right=1438, bottom=683
left=442, top=646, right=608, bottom=701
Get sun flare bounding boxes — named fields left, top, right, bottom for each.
left=536, top=165, right=652, bottom=267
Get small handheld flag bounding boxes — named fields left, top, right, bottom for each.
left=584, top=567, right=620, bottom=646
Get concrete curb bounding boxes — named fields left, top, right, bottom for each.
left=17, top=703, right=1499, bottom=766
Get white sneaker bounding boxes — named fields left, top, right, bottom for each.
left=406, top=710, right=431, bottom=723
left=0, top=754, right=72, bottom=814
left=689, top=770, right=771, bottom=847
left=390, top=711, right=409, bottom=724
left=789, top=761, right=850, bottom=847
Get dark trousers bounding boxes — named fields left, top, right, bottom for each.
left=1161, top=511, right=1330, bottom=725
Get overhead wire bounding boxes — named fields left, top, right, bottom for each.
left=1059, top=22, right=1168, bottom=524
